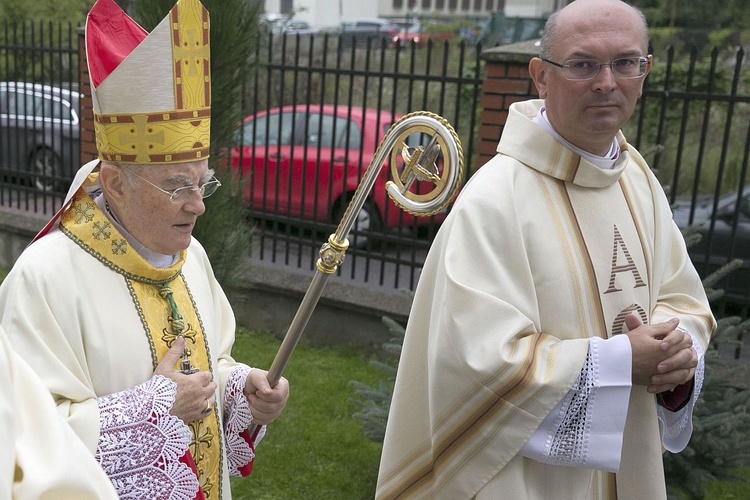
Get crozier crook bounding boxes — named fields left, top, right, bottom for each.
left=254, top=111, right=464, bottom=427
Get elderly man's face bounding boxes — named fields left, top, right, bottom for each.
left=117, top=159, right=210, bottom=255
left=530, top=1, right=650, bottom=155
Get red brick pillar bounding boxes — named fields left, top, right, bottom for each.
left=78, top=29, right=97, bottom=164
left=475, top=40, right=540, bottom=170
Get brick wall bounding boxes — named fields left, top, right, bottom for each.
left=476, top=40, right=540, bottom=169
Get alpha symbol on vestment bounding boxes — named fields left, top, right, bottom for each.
left=603, top=224, right=647, bottom=294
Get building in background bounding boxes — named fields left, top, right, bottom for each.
left=262, top=0, right=564, bottom=29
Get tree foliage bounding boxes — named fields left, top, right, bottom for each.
left=0, top=0, right=93, bottom=25
left=630, top=0, right=750, bottom=30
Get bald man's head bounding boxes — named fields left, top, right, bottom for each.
left=540, top=0, right=649, bottom=61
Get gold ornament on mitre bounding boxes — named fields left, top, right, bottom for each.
left=85, top=0, right=210, bottom=165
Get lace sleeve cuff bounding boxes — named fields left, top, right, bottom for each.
left=657, top=330, right=705, bottom=452
left=95, top=375, right=199, bottom=499
left=520, top=336, right=631, bottom=472
left=224, top=365, right=267, bottom=477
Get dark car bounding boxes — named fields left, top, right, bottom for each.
left=0, top=82, right=80, bottom=193
left=673, top=187, right=750, bottom=303
left=336, top=18, right=399, bottom=48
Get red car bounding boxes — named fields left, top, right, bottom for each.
left=392, top=22, right=454, bottom=49
left=229, top=105, right=443, bottom=246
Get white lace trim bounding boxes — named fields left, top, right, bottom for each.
left=95, top=375, right=199, bottom=499
left=546, top=345, right=597, bottom=466
left=224, top=365, right=267, bottom=476
left=661, top=332, right=705, bottom=440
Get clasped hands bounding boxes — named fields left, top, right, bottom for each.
left=154, top=337, right=290, bottom=424
left=625, top=313, right=698, bottom=394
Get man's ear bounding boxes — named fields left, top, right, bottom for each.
left=529, top=57, right=549, bottom=98
left=637, top=54, right=653, bottom=98
left=99, top=164, right=126, bottom=203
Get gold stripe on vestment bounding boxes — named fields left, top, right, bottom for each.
left=59, top=188, right=223, bottom=500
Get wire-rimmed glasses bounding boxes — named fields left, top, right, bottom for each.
left=125, top=169, right=221, bottom=203
left=541, top=56, right=650, bottom=81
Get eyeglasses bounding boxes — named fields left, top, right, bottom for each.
left=541, top=56, right=650, bottom=81
left=125, top=169, right=221, bottom=203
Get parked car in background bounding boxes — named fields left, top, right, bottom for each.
left=281, top=20, right=317, bottom=36
left=0, top=82, right=80, bottom=193
left=673, top=187, right=750, bottom=303
left=392, top=21, right=454, bottom=48
left=335, top=18, right=399, bottom=48
left=261, top=14, right=317, bottom=36
left=228, top=105, right=445, bottom=247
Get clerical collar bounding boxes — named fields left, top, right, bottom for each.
left=533, top=106, right=619, bottom=170
left=94, top=193, right=178, bottom=269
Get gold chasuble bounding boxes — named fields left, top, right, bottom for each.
left=59, top=188, right=223, bottom=499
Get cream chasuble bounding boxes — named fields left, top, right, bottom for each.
left=0, top=327, right=118, bottom=499
left=0, top=173, right=259, bottom=500
left=376, top=100, right=715, bottom=500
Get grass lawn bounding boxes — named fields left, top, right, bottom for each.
left=229, top=328, right=384, bottom=499
left=704, top=468, right=750, bottom=499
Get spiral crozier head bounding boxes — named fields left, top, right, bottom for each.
left=384, top=111, right=464, bottom=216
left=323, top=111, right=464, bottom=273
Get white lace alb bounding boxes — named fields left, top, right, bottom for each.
left=95, top=375, right=199, bottom=499
left=223, top=365, right=266, bottom=476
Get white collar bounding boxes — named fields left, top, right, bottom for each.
left=533, top=106, right=620, bottom=170
left=95, top=193, right=178, bottom=269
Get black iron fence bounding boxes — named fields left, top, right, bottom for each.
left=631, top=46, right=750, bottom=316
left=1, top=23, right=748, bottom=318
left=234, top=33, right=483, bottom=290
left=0, top=21, right=79, bottom=215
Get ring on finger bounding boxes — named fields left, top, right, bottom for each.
left=203, top=399, right=212, bottom=414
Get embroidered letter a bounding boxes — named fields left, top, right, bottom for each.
left=603, top=225, right=647, bottom=294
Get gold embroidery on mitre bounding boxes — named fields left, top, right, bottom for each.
left=171, top=0, right=211, bottom=111
left=94, top=110, right=210, bottom=164
left=91, top=0, right=211, bottom=165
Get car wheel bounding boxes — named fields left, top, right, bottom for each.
left=354, top=200, right=383, bottom=249
left=30, top=147, right=62, bottom=193
left=333, top=197, right=382, bottom=249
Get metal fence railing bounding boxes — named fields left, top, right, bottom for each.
left=0, top=20, right=78, bottom=216
left=233, top=33, right=483, bottom=291
left=631, top=45, right=750, bottom=318
left=1, top=24, right=749, bottom=325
